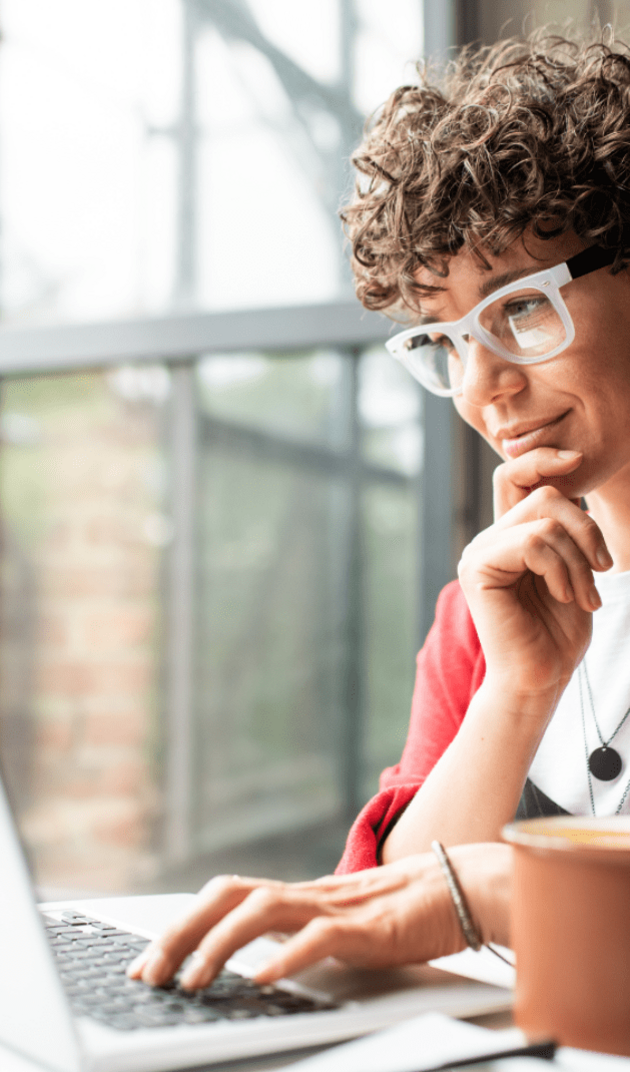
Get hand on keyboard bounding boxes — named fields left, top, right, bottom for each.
left=126, top=843, right=512, bottom=990
left=44, top=910, right=332, bottom=1031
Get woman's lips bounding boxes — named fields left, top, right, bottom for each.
left=500, top=412, right=570, bottom=459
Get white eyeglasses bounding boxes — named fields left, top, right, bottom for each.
left=386, top=246, right=616, bottom=397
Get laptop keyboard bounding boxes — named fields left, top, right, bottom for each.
left=42, top=910, right=337, bottom=1032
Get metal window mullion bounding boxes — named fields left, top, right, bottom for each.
left=339, top=348, right=364, bottom=820
left=164, top=361, right=197, bottom=865
left=0, top=304, right=387, bottom=376
left=419, top=394, right=455, bottom=644
left=173, top=0, right=199, bottom=311
left=424, top=0, right=456, bottom=62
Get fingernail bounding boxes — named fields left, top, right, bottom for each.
left=596, top=547, right=613, bottom=569
left=557, top=450, right=582, bottom=459
left=180, top=951, right=206, bottom=989
left=126, top=949, right=150, bottom=977
left=590, top=585, right=602, bottom=609
left=142, top=948, right=167, bottom=985
left=254, top=960, right=282, bottom=984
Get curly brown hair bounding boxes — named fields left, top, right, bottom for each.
left=342, top=33, right=630, bottom=317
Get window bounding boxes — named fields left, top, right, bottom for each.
left=0, top=307, right=428, bottom=893
left=0, top=0, right=422, bottom=324
left=0, top=1, right=462, bottom=896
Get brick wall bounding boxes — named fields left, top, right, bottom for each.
left=0, top=371, right=167, bottom=893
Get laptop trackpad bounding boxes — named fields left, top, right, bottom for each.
left=229, top=935, right=511, bottom=1006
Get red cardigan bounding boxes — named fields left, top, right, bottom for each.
left=336, top=580, right=486, bottom=873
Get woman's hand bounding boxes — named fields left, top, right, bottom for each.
left=381, top=447, right=613, bottom=860
left=458, top=447, right=612, bottom=699
left=126, top=844, right=512, bottom=990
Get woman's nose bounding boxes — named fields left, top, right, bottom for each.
left=460, top=335, right=528, bottom=406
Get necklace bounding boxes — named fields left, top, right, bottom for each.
left=580, top=661, right=630, bottom=781
left=579, top=665, right=630, bottom=816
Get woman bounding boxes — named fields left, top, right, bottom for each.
left=130, top=31, right=630, bottom=988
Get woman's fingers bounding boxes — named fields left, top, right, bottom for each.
left=127, top=869, right=408, bottom=987
left=493, top=448, right=583, bottom=518
left=177, top=868, right=410, bottom=989
left=128, top=859, right=440, bottom=990
left=459, top=504, right=598, bottom=694
left=493, top=485, right=612, bottom=576
left=478, top=457, right=612, bottom=639
left=521, top=517, right=600, bottom=610
left=253, top=915, right=372, bottom=984
left=125, top=851, right=492, bottom=994
left=462, top=514, right=601, bottom=612
left=179, top=888, right=337, bottom=989
left=127, top=874, right=272, bottom=985
left=519, top=521, right=598, bottom=610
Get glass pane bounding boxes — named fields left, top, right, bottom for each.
left=362, top=483, right=419, bottom=798
left=359, top=347, right=422, bottom=476
left=198, top=350, right=350, bottom=448
left=193, top=355, right=353, bottom=864
left=612, top=1, right=630, bottom=37
left=193, top=346, right=423, bottom=862
left=358, top=349, right=421, bottom=799
left=0, top=0, right=181, bottom=325
left=0, top=344, right=423, bottom=891
left=479, top=0, right=593, bottom=42
left=0, top=369, right=168, bottom=892
left=0, top=0, right=423, bottom=326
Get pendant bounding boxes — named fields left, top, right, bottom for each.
left=589, top=746, right=623, bottom=781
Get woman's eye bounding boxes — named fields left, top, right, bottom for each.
left=504, top=295, right=548, bottom=318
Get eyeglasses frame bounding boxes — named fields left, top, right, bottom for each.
left=385, top=245, right=617, bottom=397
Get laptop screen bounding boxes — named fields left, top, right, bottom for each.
left=0, top=773, right=81, bottom=1072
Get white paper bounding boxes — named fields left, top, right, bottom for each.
left=556, top=1049, right=630, bottom=1071
left=429, top=946, right=516, bottom=991
left=281, top=1012, right=525, bottom=1072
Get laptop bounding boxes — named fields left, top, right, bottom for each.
left=0, top=775, right=513, bottom=1072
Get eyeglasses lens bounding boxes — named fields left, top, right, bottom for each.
left=401, top=333, right=461, bottom=394
left=479, top=289, right=566, bottom=358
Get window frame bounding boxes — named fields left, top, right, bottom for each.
left=0, top=301, right=456, bottom=868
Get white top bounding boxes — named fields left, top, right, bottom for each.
left=528, top=569, right=630, bottom=816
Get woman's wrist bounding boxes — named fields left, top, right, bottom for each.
left=447, top=843, right=513, bottom=949
left=472, top=674, right=564, bottom=727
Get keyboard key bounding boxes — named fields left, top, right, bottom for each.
left=71, top=992, right=107, bottom=1007
left=223, top=1007, right=260, bottom=1020
left=102, top=1015, right=138, bottom=1031
left=64, top=984, right=91, bottom=998
left=133, top=1008, right=186, bottom=1027
left=181, top=1006, right=224, bottom=1024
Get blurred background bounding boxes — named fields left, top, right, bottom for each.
left=0, top=0, right=625, bottom=896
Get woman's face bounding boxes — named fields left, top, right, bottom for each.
left=414, top=231, right=630, bottom=500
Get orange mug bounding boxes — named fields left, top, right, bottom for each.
left=503, top=816, right=630, bottom=1056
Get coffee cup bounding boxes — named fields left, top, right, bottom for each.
left=502, top=816, right=630, bottom=1056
